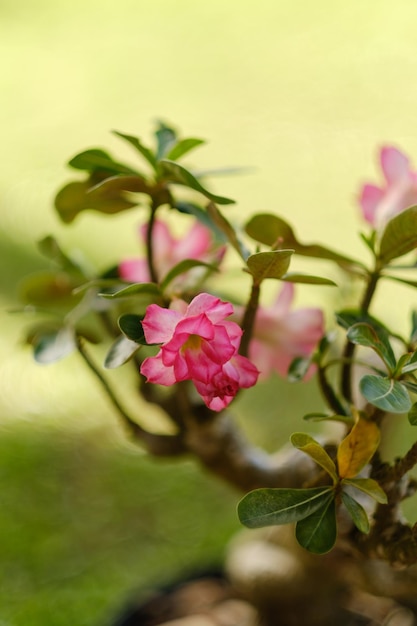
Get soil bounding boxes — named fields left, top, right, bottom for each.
left=106, top=569, right=417, bottom=626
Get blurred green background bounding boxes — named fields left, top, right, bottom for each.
left=2, top=1, right=417, bottom=624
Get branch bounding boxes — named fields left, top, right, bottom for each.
left=391, top=441, right=417, bottom=482
left=76, top=336, right=315, bottom=489
left=136, top=373, right=320, bottom=492
left=76, top=336, right=185, bottom=456
left=182, top=410, right=318, bottom=491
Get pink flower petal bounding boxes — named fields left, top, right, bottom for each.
left=219, top=320, right=243, bottom=351
left=381, top=146, right=410, bottom=184
left=359, top=184, right=384, bottom=225
left=193, top=354, right=259, bottom=410
left=163, top=325, right=236, bottom=383
left=181, top=348, right=224, bottom=383
left=140, top=352, right=176, bottom=386
left=172, top=314, right=215, bottom=341
left=204, top=394, right=235, bottom=411
left=140, top=292, right=255, bottom=399
left=141, top=304, right=182, bottom=344
left=171, top=349, right=192, bottom=381
left=272, top=282, right=295, bottom=314
left=247, top=285, right=324, bottom=380
left=186, top=293, right=234, bottom=322
left=174, top=222, right=213, bottom=261
left=200, top=324, right=237, bottom=362
left=142, top=220, right=175, bottom=251
left=357, top=145, right=417, bottom=227
left=399, top=185, right=417, bottom=211
left=279, top=308, right=324, bottom=351
left=224, top=355, right=260, bottom=388
left=193, top=375, right=237, bottom=411
left=119, top=259, right=150, bottom=283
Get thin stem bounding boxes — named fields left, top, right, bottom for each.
left=340, top=269, right=380, bottom=402
left=76, top=336, right=146, bottom=431
left=317, top=364, right=347, bottom=415
left=146, top=203, right=159, bottom=283
left=360, top=269, right=380, bottom=312
left=239, top=280, right=261, bottom=357
left=76, top=336, right=185, bottom=455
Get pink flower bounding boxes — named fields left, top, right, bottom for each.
left=194, top=355, right=259, bottom=411
left=119, top=219, right=224, bottom=290
left=247, top=283, right=324, bottom=380
left=140, top=293, right=259, bottom=410
left=359, top=146, right=417, bottom=228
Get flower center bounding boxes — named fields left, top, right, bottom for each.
left=181, top=334, right=203, bottom=352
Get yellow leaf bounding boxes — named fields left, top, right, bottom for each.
left=291, top=433, right=338, bottom=483
left=337, top=417, right=380, bottom=479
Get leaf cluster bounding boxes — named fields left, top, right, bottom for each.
left=54, top=122, right=235, bottom=225
left=337, top=312, right=417, bottom=422
left=238, top=418, right=386, bottom=554
left=16, top=122, right=417, bottom=565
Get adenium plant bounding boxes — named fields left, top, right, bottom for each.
left=17, top=124, right=417, bottom=624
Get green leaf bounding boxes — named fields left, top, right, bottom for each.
left=246, top=250, right=294, bottom=284
left=379, top=206, right=417, bottom=264
left=287, top=356, right=311, bottom=382
left=155, top=122, right=177, bottom=160
left=281, top=273, right=336, bottom=286
left=291, top=433, right=338, bottom=483
left=336, top=310, right=391, bottom=334
left=382, top=274, right=417, bottom=290
left=359, top=230, right=377, bottom=255
left=410, top=310, right=417, bottom=345
left=18, top=271, right=82, bottom=308
left=317, top=333, right=334, bottom=357
left=113, top=130, right=158, bottom=171
left=75, top=324, right=103, bottom=345
left=238, top=487, right=333, bottom=528
left=159, top=160, right=235, bottom=204
left=174, top=201, right=228, bottom=242
left=118, top=314, right=148, bottom=344
left=206, top=203, right=250, bottom=259
left=68, top=148, right=138, bottom=175
left=245, top=213, right=362, bottom=270
left=54, top=179, right=137, bottom=223
left=359, top=375, right=411, bottom=413
left=341, top=491, right=370, bottom=534
left=342, top=478, right=387, bottom=504
left=160, top=259, right=217, bottom=291
left=31, top=327, right=76, bottom=364
left=347, top=323, right=396, bottom=372
left=166, top=138, right=205, bottom=161
left=303, top=413, right=354, bottom=426
left=72, top=278, right=125, bottom=296
left=338, top=316, right=403, bottom=370
left=295, top=496, right=336, bottom=554
left=38, top=236, right=83, bottom=273
left=99, top=282, right=162, bottom=299
left=398, top=351, right=417, bottom=375
left=245, top=213, right=297, bottom=247
left=408, top=402, right=417, bottom=425
left=104, top=335, right=141, bottom=369
left=402, top=380, right=417, bottom=394
left=194, top=165, right=252, bottom=178
left=87, top=174, right=151, bottom=196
